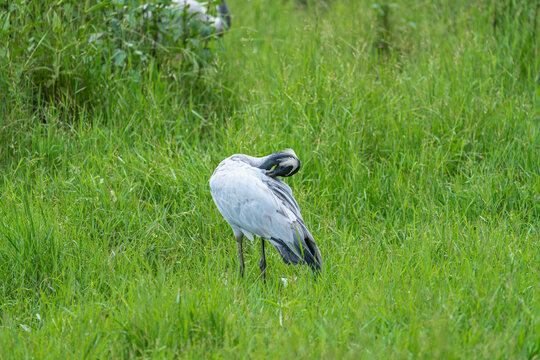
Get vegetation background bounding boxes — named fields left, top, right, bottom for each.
left=0, top=0, right=538, bottom=358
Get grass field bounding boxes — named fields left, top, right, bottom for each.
left=1, top=0, right=539, bottom=358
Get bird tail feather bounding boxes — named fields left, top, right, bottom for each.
left=217, top=0, right=231, bottom=29
left=294, top=231, right=323, bottom=273
left=270, top=228, right=323, bottom=274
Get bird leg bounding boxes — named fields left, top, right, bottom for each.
left=236, top=234, right=244, bottom=277
left=259, top=238, right=267, bottom=282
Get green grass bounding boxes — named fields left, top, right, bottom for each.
left=1, top=0, right=539, bottom=358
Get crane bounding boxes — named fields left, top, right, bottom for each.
left=209, top=150, right=322, bottom=281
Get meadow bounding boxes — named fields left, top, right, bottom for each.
left=0, top=0, right=539, bottom=358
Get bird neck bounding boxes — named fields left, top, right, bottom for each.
left=239, top=154, right=275, bottom=170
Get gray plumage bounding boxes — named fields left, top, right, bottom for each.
left=142, top=0, right=231, bottom=35
left=209, top=149, right=322, bottom=279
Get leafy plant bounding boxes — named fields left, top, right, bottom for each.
left=0, top=0, right=225, bottom=114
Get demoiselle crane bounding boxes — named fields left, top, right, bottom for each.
left=174, top=0, right=231, bottom=34
left=209, top=150, right=323, bottom=281
left=143, top=0, right=231, bottom=35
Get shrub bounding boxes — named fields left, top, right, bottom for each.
left=0, top=0, right=226, bottom=114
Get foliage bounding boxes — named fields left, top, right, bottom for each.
left=0, top=0, right=538, bottom=358
left=0, top=0, right=225, bottom=112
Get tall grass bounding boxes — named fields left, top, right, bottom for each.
left=0, top=0, right=228, bottom=116
left=1, top=0, right=538, bottom=358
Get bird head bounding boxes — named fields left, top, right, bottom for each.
left=263, top=149, right=302, bottom=178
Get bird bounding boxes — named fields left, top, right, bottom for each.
left=172, top=0, right=231, bottom=35
left=209, top=149, right=323, bottom=281
left=141, top=0, right=231, bottom=36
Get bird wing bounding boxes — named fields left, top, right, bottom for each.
left=210, top=162, right=290, bottom=241
left=209, top=160, right=322, bottom=269
left=261, top=176, right=303, bottom=221
left=262, top=176, right=323, bottom=269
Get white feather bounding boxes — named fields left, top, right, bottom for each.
left=278, top=157, right=299, bottom=170
left=142, top=0, right=229, bottom=34
left=171, top=0, right=227, bottom=33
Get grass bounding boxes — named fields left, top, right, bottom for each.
left=1, top=0, right=539, bottom=358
